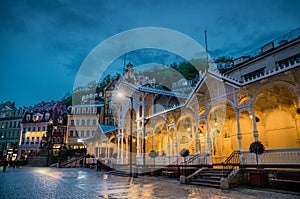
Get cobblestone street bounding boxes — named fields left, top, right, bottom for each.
left=0, top=167, right=299, bottom=199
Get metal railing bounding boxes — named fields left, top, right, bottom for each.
left=222, top=150, right=240, bottom=169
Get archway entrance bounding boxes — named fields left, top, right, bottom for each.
left=254, top=83, right=299, bottom=149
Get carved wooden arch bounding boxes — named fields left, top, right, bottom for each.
left=207, top=98, right=235, bottom=115
left=252, top=80, right=298, bottom=105
left=175, top=112, right=195, bottom=131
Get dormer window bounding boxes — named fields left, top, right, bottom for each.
left=26, top=114, right=31, bottom=122
left=45, top=113, right=50, bottom=121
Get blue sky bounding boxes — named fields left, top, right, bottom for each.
left=0, top=0, right=299, bottom=107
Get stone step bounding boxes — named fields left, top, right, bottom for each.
left=193, top=178, right=220, bottom=184
left=196, top=176, right=223, bottom=181
left=188, top=181, right=220, bottom=188
left=109, top=170, right=130, bottom=177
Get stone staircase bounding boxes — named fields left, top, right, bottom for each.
left=188, top=168, right=232, bottom=188
left=109, top=166, right=131, bottom=177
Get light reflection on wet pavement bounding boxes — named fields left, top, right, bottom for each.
left=0, top=167, right=299, bottom=199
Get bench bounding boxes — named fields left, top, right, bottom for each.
left=271, top=170, right=300, bottom=191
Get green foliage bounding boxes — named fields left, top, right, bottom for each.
left=62, top=94, right=72, bottom=107
left=215, top=56, right=233, bottom=63
left=136, top=59, right=207, bottom=88
left=180, top=148, right=190, bottom=157
left=249, top=141, right=265, bottom=155
left=148, top=150, right=159, bottom=158
left=62, top=73, right=121, bottom=105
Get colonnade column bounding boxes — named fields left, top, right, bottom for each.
left=167, top=125, right=170, bottom=156
left=136, top=131, right=140, bottom=156
left=92, top=142, right=95, bottom=157
left=174, top=126, right=178, bottom=156
left=250, top=105, right=258, bottom=141
left=106, top=138, right=109, bottom=159
left=205, top=117, right=211, bottom=164
left=98, top=140, right=101, bottom=159
left=121, top=128, right=124, bottom=163
left=195, top=118, right=200, bottom=154
left=125, top=135, right=128, bottom=164
left=235, top=109, right=243, bottom=164
left=117, top=114, right=121, bottom=160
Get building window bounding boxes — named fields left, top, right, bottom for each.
left=86, top=131, right=90, bottom=137
left=38, top=127, right=40, bottom=131
left=87, top=119, right=90, bottom=126
left=1, top=122, right=4, bottom=129
left=75, top=131, right=78, bottom=136
left=107, top=118, right=114, bottom=125
left=70, top=131, right=74, bottom=137
left=93, top=108, right=97, bottom=114
left=70, top=120, right=75, bottom=126
left=33, top=127, right=36, bottom=132
left=42, top=126, right=46, bottom=131
left=87, top=108, right=91, bottom=114
left=243, top=68, right=265, bottom=81
left=82, top=108, right=86, bottom=114
left=81, top=120, right=85, bottom=126
left=93, top=119, right=96, bottom=125
left=81, top=131, right=85, bottom=137
left=92, top=131, right=95, bottom=136
left=76, top=120, right=79, bottom=126
left=17, top=121, right=20, bottom=128
left=36, top=137, right=39, bottom=144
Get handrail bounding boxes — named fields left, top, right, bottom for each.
left=222, top=150, right=240, bottom=170
left=181, top=153, right=209, bottom=166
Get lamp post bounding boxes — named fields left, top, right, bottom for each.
left=117, top=93, right=133, bottom=178
left=46, top=119, right=53, bottom=166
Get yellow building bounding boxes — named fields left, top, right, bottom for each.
left=86, top=29, right=300, bottom=172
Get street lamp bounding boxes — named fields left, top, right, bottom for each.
left=117, top=92, right=133, bottom=178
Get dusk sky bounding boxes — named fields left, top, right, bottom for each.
left=0, top=0, right=299, bottom=107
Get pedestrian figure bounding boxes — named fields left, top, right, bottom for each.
left=2, top=157, right=8, bottom=172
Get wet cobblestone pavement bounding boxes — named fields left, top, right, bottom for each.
left=0, top=166, right=299, bottom=199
